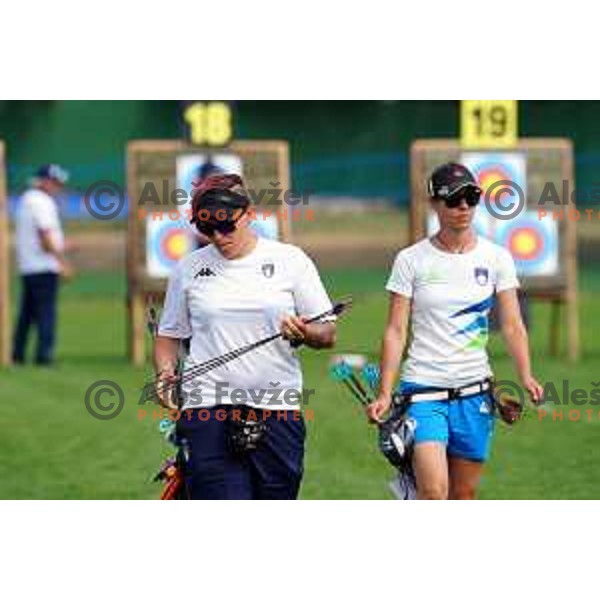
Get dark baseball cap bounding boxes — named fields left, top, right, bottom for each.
left=35, top=164, right=70, bottom=185
left=427, top=162, right=480, bottom=200
left=190, top=187, right=250, bottom=225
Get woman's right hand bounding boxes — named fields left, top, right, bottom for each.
left=366, top=393, right=392, bottom=424
left=156, top=369, right=179, bottom=410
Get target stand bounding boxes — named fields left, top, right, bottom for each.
left=0, top=142, right=9, bottom=367
left=127, top=139, right=291, bottom=366
left=410, top=138, right=578, bottom=361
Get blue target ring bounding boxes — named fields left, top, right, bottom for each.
left=463, top=154, right=525, bottom=197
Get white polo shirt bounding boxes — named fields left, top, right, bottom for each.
left=15, top=188, right=64, bottom=275
left=159, top=237, right=334, bottom=410
left=386, top=236, right=519, bottom=388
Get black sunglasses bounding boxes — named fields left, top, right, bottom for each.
left=195, top=211, right=245, bottom=237
left=442, top=186, right=481, bottom=209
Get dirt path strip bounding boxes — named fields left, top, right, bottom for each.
left=59, top=230, right=405, bottom=271
left=10, top=225, right=600, bottom=271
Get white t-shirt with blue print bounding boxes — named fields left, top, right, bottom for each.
left=386, top=236, right=519, bottom=388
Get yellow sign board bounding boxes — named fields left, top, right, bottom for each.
left=460, top=100, right=518, bottom=149
left=182, top=101, right=233, bottom=147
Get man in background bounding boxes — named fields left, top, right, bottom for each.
left=12, top=164, right=74, bottom=365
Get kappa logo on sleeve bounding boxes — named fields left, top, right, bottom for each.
left=194, top=267, right=217, bottom=278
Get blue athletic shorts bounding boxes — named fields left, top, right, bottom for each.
left=400, top=381, right=495, bottom=462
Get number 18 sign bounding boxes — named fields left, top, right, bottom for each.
left=182, top=101, right=234, bottom=147
left=460, top=100, right=518, bottom=149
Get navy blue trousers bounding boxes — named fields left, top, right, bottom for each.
left=12, top=272, right=59, bottom=364
left=177, top=407, right=306, bottom=500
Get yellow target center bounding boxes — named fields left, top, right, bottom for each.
left=512, top=231, right=537, bottom=256
left=167, top=233, right=188, bottom=258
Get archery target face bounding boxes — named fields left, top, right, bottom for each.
left=176, top=153, right=243, bottom=198
left=249, top=214, right=279, bottom=240
left=461, top=152, right=527, bottom=220
left=146, top=218, right=196, bottom=278
left=176, top=152, right=283, bottom=243
left=461, top=152, right=526, bottom=195
left=176, top=153, right=244, bottom=238
left=495, top=212, right=559, bottom=276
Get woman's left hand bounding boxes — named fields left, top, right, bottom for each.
left=280, top=315, right=308, bottom=346
left=521, top=374, right=544, bottom=405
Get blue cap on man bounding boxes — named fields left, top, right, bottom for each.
left=35, top=164, right=70, bottom=185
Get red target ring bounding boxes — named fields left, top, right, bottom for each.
left=477, top=166, right=512, bottom=200
left=507, top=226, right=545, bottom=261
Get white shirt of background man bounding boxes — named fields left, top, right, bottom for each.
left=15, top=188, right=64, bottom=275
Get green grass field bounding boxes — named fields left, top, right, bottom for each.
left=1, top=265, right=600, bottom=499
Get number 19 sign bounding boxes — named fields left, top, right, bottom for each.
left=460, top=100, right=518, bottom=149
